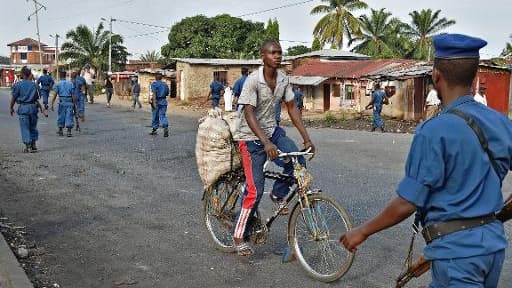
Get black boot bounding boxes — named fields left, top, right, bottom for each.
left=371, top=127, right=376, bottom=132
left=67, top=128, right=72, bottom=137
left=31, top=142, right=38, bottom=153
left=380, top=127, right=385, bottom=133
left=23, top=144, right=31, bottom=153
left=163, top=127, right=169, bottom=137
left=149, top=128, right=157, bottom=136
left=57, top=128, right=64, bottom=136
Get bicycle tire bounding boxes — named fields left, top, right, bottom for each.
left=203, top=177, right=243, bottom=253
left=288, top=193, right=354, bottom=282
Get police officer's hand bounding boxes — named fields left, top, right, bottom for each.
left=264, top=141, right=279, bottom=160
left=339, top=226, right=368, bottom=253
left=9, top=108, right=14, bottom=116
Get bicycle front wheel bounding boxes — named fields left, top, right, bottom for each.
left=288, top=193, right=354, bottom=282
left=203, top=178, right=243, bottom=252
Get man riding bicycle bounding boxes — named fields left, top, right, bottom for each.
left=233, top=40, right=316, bottom=257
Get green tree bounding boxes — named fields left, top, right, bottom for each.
left=350, top=8, right=411, bottom=58
left=139, top=50, right=161, bottom=62
left=312, top=38, right=322, bottom=50
left=161, top=14, right=271, bottom=60
left=286, top=45, right=312, bottom=56
left=501, top=34, right=512, bottom=59
left=0, top=55, right=9, bottom=64
left=311, top=0, right=368, bottom=49
left=405, top=9, right=455, bottom=60
left=265, top=18, right=280, bottom=42
left=60, top=23, right=129, bottom=74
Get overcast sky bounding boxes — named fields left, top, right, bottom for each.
left=1, top=0, right=510, bottom=59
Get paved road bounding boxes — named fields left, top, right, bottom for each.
left=0, top=88, right=511, bottom=288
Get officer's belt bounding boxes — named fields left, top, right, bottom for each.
left=421, top=213, right=496, bottom=243
left=17, top=101, right=36, bottom=105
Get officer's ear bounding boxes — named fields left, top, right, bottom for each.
left=432, top=67, right=442, bottom=90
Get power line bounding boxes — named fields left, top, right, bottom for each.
left=280, top=39, right=312, bottom=44
left=117, top=21, right=162, bottom=41
left=237, top=0, right=314, bottom=18
left=125, top=30, right=168, bottom=39
left=114, top=18, right=171, bottom=30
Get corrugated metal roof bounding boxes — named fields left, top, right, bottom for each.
left=289, top=76, right=328, bottom=86
left=173, top=58, right=262, bottom=66
left=7, top=38, right=47, bottom=47
left=285, top=49, right=370, bottom=60
left=291, top=59, right=415, bottom=79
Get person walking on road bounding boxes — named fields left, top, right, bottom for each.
left=207, top=74, right=224, bottom=109
left=71, top=71, right=87, bottom=121
left=149, top=72, right=170, bottom=137
left=82, top=64, right=95, bottom=104
left=9, top=66, right=40, bottom=153
left=36, top=69, right=54, bottom=110
left=51, top=71, right=77, bottom=137
left=365, top=83, right=385, bottom=132
left=293, top=86, right=304, bottom=115
left=105, top=74, right=114, bottom=108
left=425, top=84, right=441, bottom=120
left=341, top=33, right=512, bottom=287
left=233, top=67, right=249, bottom=110
left=131, top=78, right=142, bottom=109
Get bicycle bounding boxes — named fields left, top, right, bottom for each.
left=202, top=149, right=354, bottom=282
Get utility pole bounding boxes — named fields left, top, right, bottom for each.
left=27, top=0, right=46, bottom=73
left=101, top=17, right=116, bottom=73
left=50, top=34, right=59, bottom=80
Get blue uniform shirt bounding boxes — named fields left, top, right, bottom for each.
left=233, top=76, right=247, bottom=98
left=294, top=90, right=304, bottom=108
left=210, top=80, right=224, bottom=98
left=151, top=80, right=169, bottom=106
left=37, top=74, right=54, bottom=91
left=371, top=90, right=385, bottom=106
left=397, top=95, right=511, bottom=260
left=12, top=80, right=38, bottom=103
left=54, top=80, right=75, bottom=98
left=71, top=76, right=86, bottom=96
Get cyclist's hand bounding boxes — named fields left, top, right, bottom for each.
left=339, top=227, right=367, bottom=253
left=304, top=140, right=316, bottom=160
left=264, top=142, right=279, bottom=160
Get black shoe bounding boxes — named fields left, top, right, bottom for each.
left=149, top=129, right=157, bottom=136
left=371, top=127, right=376, bottom=132
left=57, top=128, right=64, bottom=136
left=380, top=127, right=385, bottom=133
left=30, top=143, right=38, bottom=153
left=23, top=144, right=31, bottom=153
left=269, top=193, right=289, bottom=215
left=67, top=128, right=72, bottom=137
left=163, top=128, right=169, bottom=137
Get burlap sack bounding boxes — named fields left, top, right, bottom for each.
left=196, top=109, right=242, bottom=190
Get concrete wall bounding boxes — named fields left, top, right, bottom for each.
left=176, top=62, right=261, bottom=101
left=137, top=73, right=174, bottom=103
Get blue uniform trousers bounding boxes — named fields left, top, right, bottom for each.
left=57, top=100, right=74, bottom=128
left=17, top=104, right=38, bottom=145
left=429, top=250, right=505, bottom=288
left=77, top=93, right=85, bottom=116
left=233, top=127, right=305, bottom=239
left=373, top=104, right=384, bottom=128
left=212, top=96, right=220, bottom=108
left=151, top=104, right=168, bottom=129
left=40, top=89, right=50, bottom=106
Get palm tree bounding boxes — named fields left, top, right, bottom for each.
left=311, top=0, right=368, bottom=49
left=60, top=22, right=129, bottom=74
left=405, top=9, right=455, bottom=60
left=501, top=35, right=512, bottom=59
left=350, top=8, right=408, bottom=58
left=140, top=50, right=161, bottom=62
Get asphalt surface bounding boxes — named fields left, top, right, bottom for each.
left=0, top=88, right=511, bottom=288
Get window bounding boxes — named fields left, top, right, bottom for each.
left=213, top=71, right=227, bottom=86
left=20, top=53, right=27, bottom=60
left=28, top=46, right=32, bottom=51
left=345, top=85, right=354, bottom=100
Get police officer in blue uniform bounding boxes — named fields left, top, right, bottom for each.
left=149, top=72, right=170, bottom=137
left=207, top=74, right=224, bottom=108
left=36, top=69, right=54, bottom=110
left=340, top=33, right=512, bottom=287
left=233, top=67, right=249, bottom=110
left=366, top=83, right=385, bottom=132
left=51, top=71, right=76, bottom=137
left=9, top=66, right=40, bottom=153
left=71, top=70, right=87, bottom=121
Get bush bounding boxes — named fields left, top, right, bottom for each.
left=324, top=113, right=337, bottom=123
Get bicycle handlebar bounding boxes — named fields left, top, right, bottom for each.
left=263, top=147, right=314, bottom=172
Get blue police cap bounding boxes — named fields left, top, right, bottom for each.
left=433, top=33, right=487, bottom=59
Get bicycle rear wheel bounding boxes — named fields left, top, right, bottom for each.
left=203, top=177, right=243, bottom=252
left=288, top=193, right=354, bottom=282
